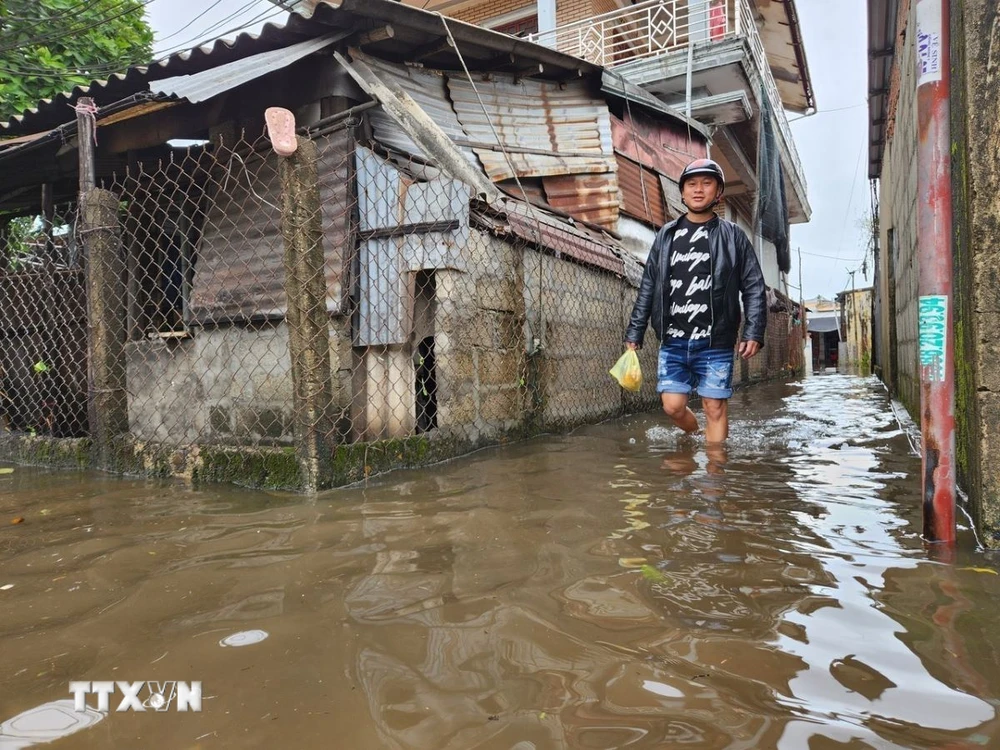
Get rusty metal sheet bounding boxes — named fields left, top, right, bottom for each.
left=316, top=126, right=355, bottom=312
left=446, top=75, right=616, bottom=181
left=542, top=173, right=620, bottom=229
left=446, top=74, right=619, bottom=229
left=615, top=155, right=665, bottom=228
left=611, top=111, right=707, bottom=181
left=337, top=50, right=497, bottom=202
left=659, top=174, right=684, bottom=219
left=190, top=129, right=353, bottom=321
left=190, top=149, right=284, bottom=321
left=494, top=199, right=624, bottom=277
left=358, top=55, right=475, bottom=166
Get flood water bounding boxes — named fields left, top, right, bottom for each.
left=2, top=374, right=1000, bottom=749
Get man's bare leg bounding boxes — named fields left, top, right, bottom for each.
left=702, top=397, right=729, bottom=443
left=661, top=393, right=699, bottom=434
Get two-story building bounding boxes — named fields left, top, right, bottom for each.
left=383, top=0, right=817, bottom=295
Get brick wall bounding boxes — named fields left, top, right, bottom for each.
left=451, top=0, right=618, bottom=28
left=876, top=0, right=919, bottom=416
left=452, top=0, right=533, bottom=26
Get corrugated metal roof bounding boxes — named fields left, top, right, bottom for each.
left=0, top=13, right=323, bottom=134
left=600, top=71, right=709, bottom=139
left=867, top=0, right=900, bottom=179
left=3, top=0, right=602, bottom=136
left=336, top=51, right=498, bottom=202
left=445, top=75, right=619, bottom=228
left=615, top=155, right=666, bottom=228
left=357, top=55, right=474, bottom=165
left=542, top=174, right=619, bottom=230
left=611, top=111, right=705, bottom=182
left=447, top=76, right=615, bottom=181
left=149, top=32, right=348, bottom=104
left=480, top=199, right=625, bottom=278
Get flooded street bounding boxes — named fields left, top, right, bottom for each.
left=2, top=374, right=1000, bottom=749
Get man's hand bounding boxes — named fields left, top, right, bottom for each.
left=625, top=341, right=639, bottom=351
left=738, top=340, right=761, bottom=360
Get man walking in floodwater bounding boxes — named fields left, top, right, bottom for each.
left=624, top=158, right=766, bottom=443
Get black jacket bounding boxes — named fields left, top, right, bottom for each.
left=625, top=215, right=767, bottom=350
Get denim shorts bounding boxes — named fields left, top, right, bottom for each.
left=657, top=338, right=735, bottom=399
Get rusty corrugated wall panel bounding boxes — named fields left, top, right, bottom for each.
left=611, top=111, right=707, bottom=181
left=447, top=76, right=615, bottom=179
left=542, top=174, right=620, bottom=229
left=447, top=75, right=619, bottom=228
left=359, top=55, right=475, bottom=166
left=190, top=128, right=353, bottom=321
left=481, top=200, right=624, bottom=277
left=615, top=155, right=666, bottom=227
left=316, top=126, right=354, bottom=312
left=190, top=148, right=284, bottom=321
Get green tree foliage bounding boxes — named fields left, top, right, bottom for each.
left=0, top=0, right=154, bottom=123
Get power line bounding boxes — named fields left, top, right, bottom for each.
left=0, top=0, right=158, bottom=56
left=799, top=249, right=865, bottom=262
left=0, top=2, right=286, bottom=85
left=152, top=3, right=284, bottom=58
left=788, top=103, right=866, bottom=123
left=153, top=0, right=274, bottom=53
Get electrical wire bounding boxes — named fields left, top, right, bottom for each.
left=0, top=0, right=158, bottom=56
left=0, top=1, right=285, bottom=85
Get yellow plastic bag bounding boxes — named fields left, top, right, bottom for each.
left=610, top=349, right=643, bottom=392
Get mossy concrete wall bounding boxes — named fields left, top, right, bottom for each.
left=877, top=0, right=1000, bottom=546
left=952, top=0, right=1000, bottom=546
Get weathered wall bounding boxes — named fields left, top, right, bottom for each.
left=530, top=250, right=630, bottom=424
left=435, top=230, right=650, bottom=442
left=874, top=0, right=1000, bottom=545
left=953, top=0, right=1000, bottom=545
left=435, top=233, right=528, bottom=443
left=126, top=322, right=353, bottom=446
left=840, top=288, right=873, bottom=373
left=876, top=0, right=920, bottom=415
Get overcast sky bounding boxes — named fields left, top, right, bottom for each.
left=145, top=0, right=871, bottom=301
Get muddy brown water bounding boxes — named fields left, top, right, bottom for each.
left=1, top=374, right=999, bottom=749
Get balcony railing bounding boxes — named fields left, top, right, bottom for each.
left=528, top=0, right=805, bottom=193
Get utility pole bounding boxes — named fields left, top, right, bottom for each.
left=915, top=0, right=955, bottom=545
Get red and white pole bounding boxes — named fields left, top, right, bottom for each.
left=915, top=0, right=955, bottom=544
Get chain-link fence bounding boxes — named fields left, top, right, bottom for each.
left=0, top=119, right=801, bottom=490
left=0, top=205, right=87, bottom=439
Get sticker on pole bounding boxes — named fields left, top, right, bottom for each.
left=919, top=295, right=948, bottom=382
left=916, top=0, right=942, bottom=87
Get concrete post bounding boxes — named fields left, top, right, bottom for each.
left=81, top=189, right=129, bottom=462
left=915, top=0, right=956, bottom=545
left=278, top=135, right=335, bottom=491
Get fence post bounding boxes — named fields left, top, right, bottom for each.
left=80, top=189, right=129, bottom=463
left=272, top=113, right=335, bottom=491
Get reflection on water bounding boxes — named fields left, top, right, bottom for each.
left=1, top=374, right=999, bottom=748
left=0, top=700, right=104, bottom=749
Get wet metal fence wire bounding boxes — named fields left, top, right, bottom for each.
left=0, top=122, right=799, bottom=490
left=0, top=205, right=87, bottom=438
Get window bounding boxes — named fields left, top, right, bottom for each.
left=490, top=13, right=538, bottom=38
